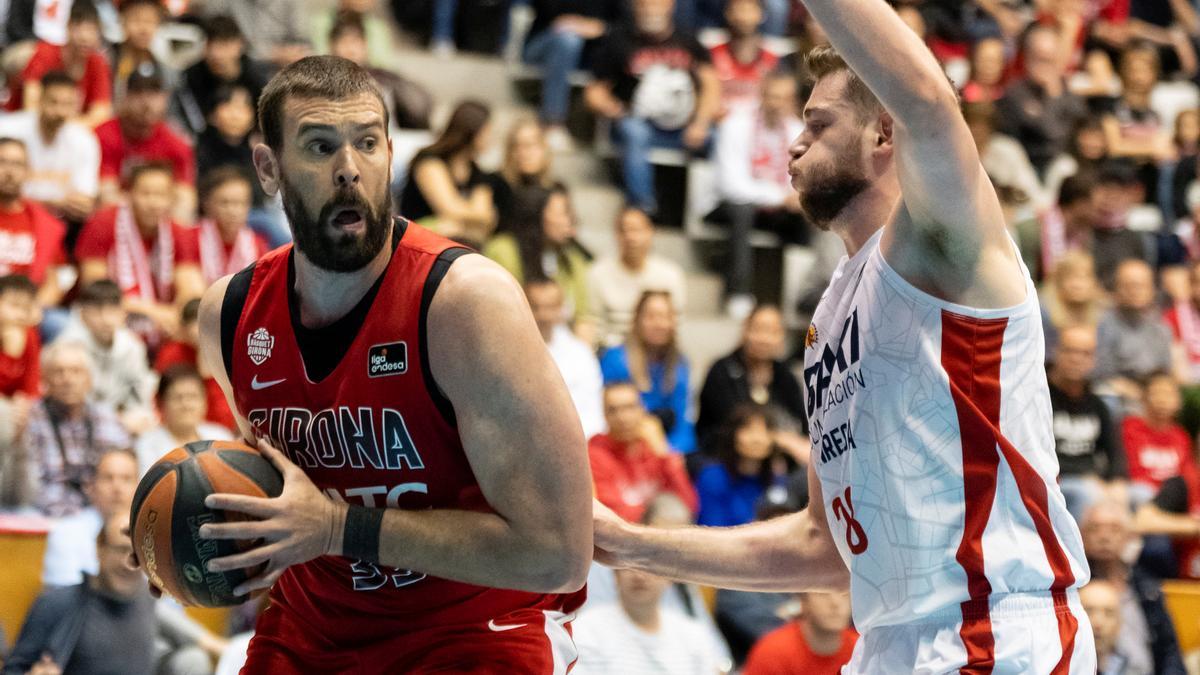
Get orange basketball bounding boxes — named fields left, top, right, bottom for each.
left=129, top=440, right=284, bottom=607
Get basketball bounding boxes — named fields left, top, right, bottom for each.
left=129, top=440, right=284, bottom=607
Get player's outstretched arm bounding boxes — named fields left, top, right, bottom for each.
left=804, top=0, right=1020, bottom=306
left=594, top=463, right=849, bottom=592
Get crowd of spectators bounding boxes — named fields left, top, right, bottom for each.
left=0, top=0, right=1199, bottom=672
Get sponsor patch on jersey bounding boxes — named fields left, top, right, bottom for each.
left=368, top=342, right=408, bottom=377
left=805, top=324, right=819, bottom=350
left=247, top=327, right=275, bottom=365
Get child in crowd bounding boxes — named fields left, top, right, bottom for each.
left=1123, top=372, right=1198, bottom=505
left=155, top=298, right=236, bottom=431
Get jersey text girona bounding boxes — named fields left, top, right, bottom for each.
left=804, top=229, right=1089, bottom=639
left=223, top=220, right=585, bottom=645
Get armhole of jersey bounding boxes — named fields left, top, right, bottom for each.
left=220, top=264, right=257, bottom=384
left=419, top=247, right=474, bottom=428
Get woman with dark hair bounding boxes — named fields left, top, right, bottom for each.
left=399, top=99, right=497, bottom=243
left=133, top=364, right=232, bottom=474
left=484, top=183, right=592, bottom=320
left=601, top=290, right=695, bottom=453
left=696, top=304, right=806, bottom=456
left=694, top=404, right=798, bottom=527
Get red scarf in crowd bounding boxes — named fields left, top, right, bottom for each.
left=198, top=218, right=258, bottom=284
left=110, top=204, right=173, bottom=302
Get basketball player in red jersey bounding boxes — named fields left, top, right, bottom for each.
left=592, top=0, right=1096, bottom=672
left=153, top=57, right=592, bottom=672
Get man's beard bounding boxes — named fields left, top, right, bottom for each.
left=795, top=157, right=871, bottom=231
left=280, top=173, right=392, bottom=273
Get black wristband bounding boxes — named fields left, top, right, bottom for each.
left=343, top=505, right=384, bottom=563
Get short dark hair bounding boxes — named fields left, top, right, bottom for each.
left=1058, top=173, right=1096, bottom=208
left=257, top=55, right=389, bottom=153
left=1097, top=160, right=1140, bottom=187
left=40, top=70, right=77, bottom=91
left=0, top=273, right=36, bottom=297
left=79, top=279, right=123, bottom=306
left=128, top=161, right=174, bottom=188
left=804, top=45, right=883, bottom=121
left=329, top=9, right=367, bottom=44
left=119, top=0, right=163, bottom=16
left=156, top=364, right=205, bottom=405
left=68, top=0, right=100, bottom=26
left=199, top=165, right=253, bottom=206
left=204, top=15, right=243, bottom=43
left=181, top=298, right=201, bottom=325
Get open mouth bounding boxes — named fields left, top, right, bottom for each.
left=330, top=206, right=365, bottom=233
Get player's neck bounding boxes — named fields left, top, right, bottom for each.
left=830, top=189, right=897, bottom=257
left=621, top=601, right=661, bottom=633
left=292, top=235, right=393, bottom=329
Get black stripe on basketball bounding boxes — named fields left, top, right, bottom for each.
left=218, top=450, right=284, bottom=497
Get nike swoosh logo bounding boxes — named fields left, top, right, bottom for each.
left=250, top=375, right=287, bottom=391
left=487, top=619, right=527, bottom=632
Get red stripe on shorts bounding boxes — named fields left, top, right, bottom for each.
left=941, top=311, right=1008, bottom=674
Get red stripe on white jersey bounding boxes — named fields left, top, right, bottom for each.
left=940, top=310, right=1079, bottom=674
left=940, top=311, right=1008, bottom=673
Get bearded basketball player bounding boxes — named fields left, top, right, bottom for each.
left=156, top=57, right=592, bottom=672
left=593, top=1, right=1096, bottom=673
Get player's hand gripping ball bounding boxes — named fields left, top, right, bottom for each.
left=129, top=440, right=284, bottom=607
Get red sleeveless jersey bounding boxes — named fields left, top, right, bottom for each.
left=224, top=221, right=585, bottom=643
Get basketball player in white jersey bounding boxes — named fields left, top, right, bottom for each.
left=592, top=0, right=1095, bottom=671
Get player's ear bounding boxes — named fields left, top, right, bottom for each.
left=252, top=143, right=280, bottom=197
left=875, top=111, right=894, bottom=149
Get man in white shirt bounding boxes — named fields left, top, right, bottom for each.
left=0, top=70, right=99, bottom=223
left=526, top=277, right=606, bottom=439
left=574, top=541, right=724, bottom=674
left=587, top=207, right=686, bottom=348
left=41, top=447, right=137, bottom=586
left=713, top=70, right=806, bottom=318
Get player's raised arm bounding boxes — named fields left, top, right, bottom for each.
left=593, top=462, right=848, bottom=593
left=803, top=0, right=1021, bottom=306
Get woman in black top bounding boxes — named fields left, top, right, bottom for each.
left=399, top=100, right=497, bottom=245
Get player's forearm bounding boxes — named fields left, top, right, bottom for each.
left=800, top=0, right=958, bottom=132
left=609, top=510, right=848, bottom=592
left=329, top=503, right=590, bottom=594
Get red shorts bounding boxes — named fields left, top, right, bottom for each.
left=240, top=601, right=579, bottom=674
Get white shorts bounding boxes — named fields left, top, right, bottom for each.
left=843, top=590, right=1095, bottom=674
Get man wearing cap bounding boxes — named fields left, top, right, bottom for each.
left=94, top=70, right=196, bottom=224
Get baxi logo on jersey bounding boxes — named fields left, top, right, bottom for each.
left=247, top=327, right=275, bottom=365
left=804, top=309, right=863, bottom=418
left=368, top=342, right=408, bottom=377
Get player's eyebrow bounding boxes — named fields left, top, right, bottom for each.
left=803, top=106, right=829, bottom=121
left=297, top=120, right=382, bottom=137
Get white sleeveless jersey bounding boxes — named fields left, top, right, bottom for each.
left=805, top=229, right=1089, bottom=633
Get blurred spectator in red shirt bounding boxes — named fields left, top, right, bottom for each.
left=0, top=137, right=67, bottom=307
left=75, top=162, right=203, bottom=338
left=95, top=71, right=197, bottom=223
left=1123, top=372, right=1197, bottom=502
left=961, top=37, right=1007, bottom=103
left=154, top=298, right=236, bottom=432
left=6, top=1, right=112, bottom=128
left=742, top=592, right=858, bottom=675
left=0, top=274, right=40, bottom=399
left=195, top=167, right=268, bottom=285
left=589, top=381, right=698, bottom=522
left=709, top=0, right=779, bottom=116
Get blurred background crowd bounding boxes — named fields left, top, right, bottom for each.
left=0, top=0, right=1198, bottom=672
